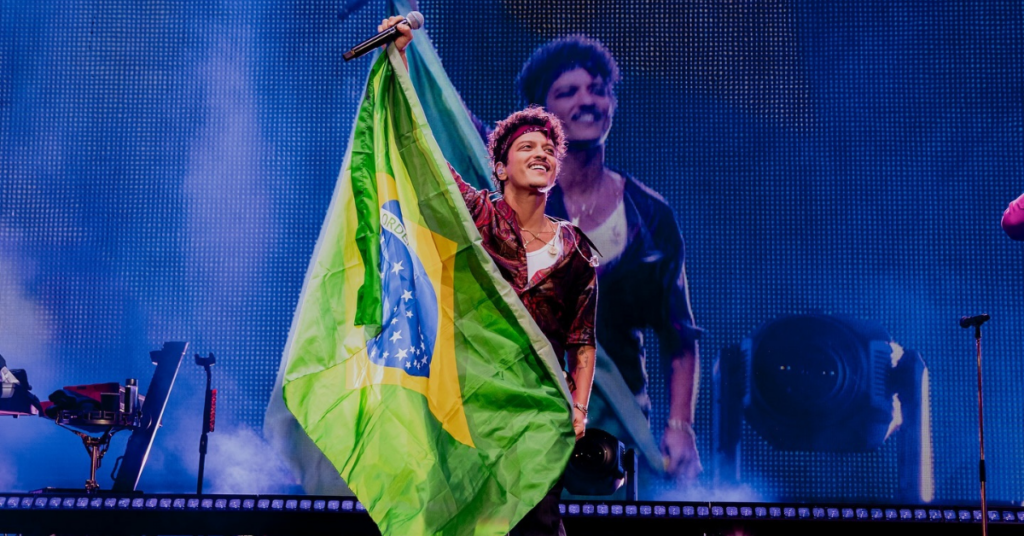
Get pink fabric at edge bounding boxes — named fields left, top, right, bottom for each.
left=1002, top=193, right=1024, bottom=241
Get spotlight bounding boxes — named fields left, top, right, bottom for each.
left=744, top=315, right=894, bottom=451
left=563, top=428, right=636, bottom=498
left=714, top=314, right=933, bottom=502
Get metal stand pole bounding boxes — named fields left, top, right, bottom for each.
left=196, top=353, right=216, bottom=494
left=66, top=428, right=117, bottom=493
left=973, top=325, right=988, bottom=536
left=624, top=449, right=638, bottom=503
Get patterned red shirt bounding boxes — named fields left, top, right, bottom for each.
left=450, top=166, right=597, bottom=367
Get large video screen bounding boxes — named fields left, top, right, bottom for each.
left=2, top=0, right=1022, bottom=506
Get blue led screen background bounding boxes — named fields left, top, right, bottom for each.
left=1, top=0, right=1022, bottom=504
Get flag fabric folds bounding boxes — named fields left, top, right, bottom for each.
left=262, top=0, right=538, bottom=504
left=263, top=0, right=494, bottom=496
left=386, top=0, right=493, bottom=191
left=279, top=45, right=574, bottom=536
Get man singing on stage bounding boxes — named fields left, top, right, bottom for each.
left=380, top=17, right=598, bottom=536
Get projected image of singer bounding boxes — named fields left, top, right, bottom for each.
left=381, top=17, right=598, bottom=536
left=517, top=38, right=704, bottom=487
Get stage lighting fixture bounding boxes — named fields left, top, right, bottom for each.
left=563, top=428, right=636, bottom=498
left=744, top=314, right=894, bottom=451
left=714, top=314, right=933, bottom=502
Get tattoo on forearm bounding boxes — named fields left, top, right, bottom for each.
left=576, top=347, right=591, bottom=368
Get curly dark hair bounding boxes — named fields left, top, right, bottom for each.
left=516, top=36, right=621, bottom=108
left=487, top=106, right=567, bottom=193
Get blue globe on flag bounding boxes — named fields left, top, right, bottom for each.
left=367, top=199, right=438, bottom=378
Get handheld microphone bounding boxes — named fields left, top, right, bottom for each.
left=959, top=314, right=990, bottom=329
left=343, top=11, right=424, bottom=62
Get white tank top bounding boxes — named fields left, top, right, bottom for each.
left=584, top=198, right=627, bottom=262
left=526, top=228, right=564, bottom=280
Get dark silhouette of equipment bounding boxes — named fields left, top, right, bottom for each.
left=960, top=313, right=990, bottom=536
left=34, top=342, right=187, bottom=492
left=714, top=314, right=932, bottom=503
left=195, top=352, right=217, bottom=494
left=0, top=353, right=41, bottom=417
left=959, top=314, right=990, bottom=329
left=563, top=428, right=637, bottom=501
left=112, top=342, right=187, bottom=492
left=44, top=380, right=142, bottom=492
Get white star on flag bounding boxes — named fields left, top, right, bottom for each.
left=391, top=260, right=404, bottom=274
left=390, top=330, right=402, bottom=343
left=401, top=290, right=413, bottom=302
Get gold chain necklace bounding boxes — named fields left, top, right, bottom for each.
left=521, top=220, right=559, bottom=256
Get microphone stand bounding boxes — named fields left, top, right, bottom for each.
left=195, top=353, right=216, bottom=494
left=966, top=319, right=989, bottom=536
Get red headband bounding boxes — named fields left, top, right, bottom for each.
left=497, top=123, right=555, bottom=164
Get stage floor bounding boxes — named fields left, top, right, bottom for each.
left=1, top=492, right=1020, bottom=535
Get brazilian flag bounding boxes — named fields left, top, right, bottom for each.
left=280, top=45, right=574, bottom=536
